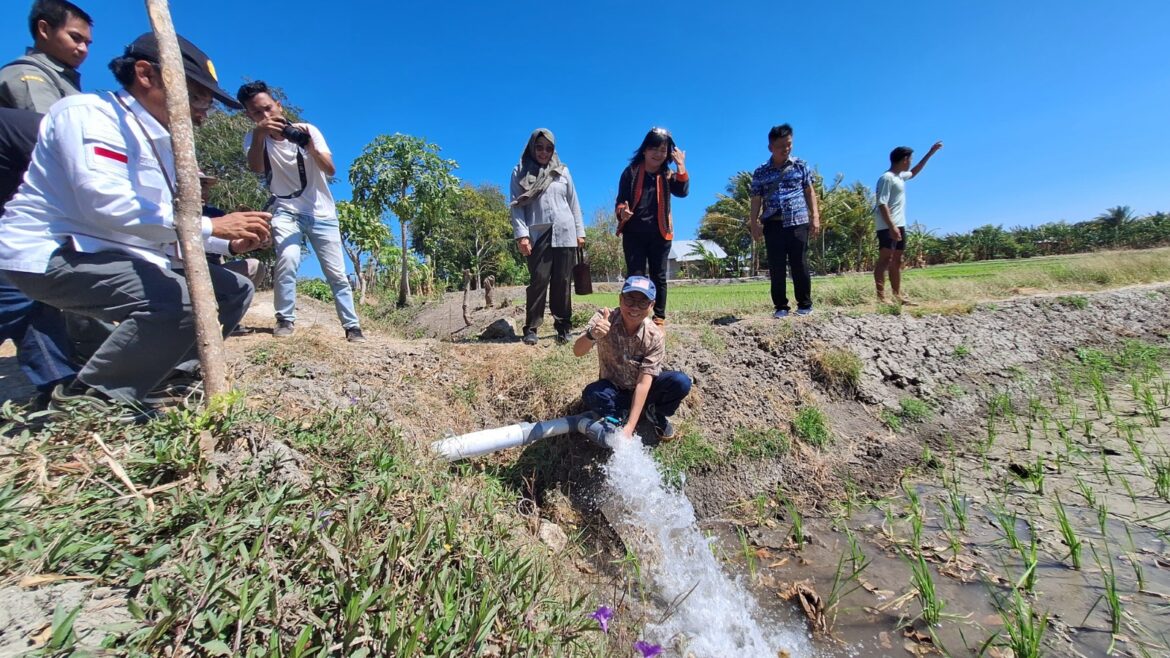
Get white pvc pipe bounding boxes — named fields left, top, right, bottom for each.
left=432, top=413, right=599, bottom=462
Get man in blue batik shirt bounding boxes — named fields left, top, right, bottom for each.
left=749, top=124, right=820, bottom=317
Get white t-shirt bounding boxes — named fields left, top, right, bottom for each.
left=243, top=123, right=335, bottom=218
left=873, top=171, right=913, bottom=230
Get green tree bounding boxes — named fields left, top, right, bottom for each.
left=349, top=134, right=460, bottom=306
left=336, top=200, right=392, bottom=304
left=698, top=171, right=753, bottom=275
left=1095, top=205, right=1137, bottom=247
left=686, top=241, right=724, bottom=278
left=448, top=184, right=513, bottom=289
left=584, top=208, right=624, bottom=282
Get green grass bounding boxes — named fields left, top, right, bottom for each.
left=792, top=406, right=832, bottom=448
left=655, top=425, right=720, bottom=476
left=0, top=402, right=600, bottom=656
left=572, top=248, right=1170, bottom=318
left=729, top=426, right=790, bottom=460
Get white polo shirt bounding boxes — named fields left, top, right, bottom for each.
left=0, top=90, right=227, bottom=273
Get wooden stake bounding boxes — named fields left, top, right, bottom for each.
left=144, top=0, right=229, bottom=399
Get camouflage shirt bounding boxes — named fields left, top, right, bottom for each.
left=595, top=308, right=664, bottom=390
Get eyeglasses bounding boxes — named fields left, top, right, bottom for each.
left=620, top=294, right=653, bottom=309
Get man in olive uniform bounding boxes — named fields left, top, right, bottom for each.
left=0, top=0, right=93, bottom=112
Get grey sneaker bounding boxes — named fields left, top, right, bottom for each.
left=273, top=320, right=295, bottom=337
left=773, top=309, right=790, bottom=319
left=522, top=329, right=538, bottom=346
left=49, top=383, right=160, bottom=424
left=345, top=327, right=367, bottom=343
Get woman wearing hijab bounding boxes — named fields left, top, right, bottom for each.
left=510, top=128, right=586, bottom=345
left=614, top=127, right=688, bottom=327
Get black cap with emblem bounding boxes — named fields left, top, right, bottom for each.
left=121, top=33, right=241, bottom=110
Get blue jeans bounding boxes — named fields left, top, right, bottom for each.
left=272, top=211, right=360, bottom=329
left=0, top=276, right=77, bottom=392
left=581, top=370, right=692, bottom=421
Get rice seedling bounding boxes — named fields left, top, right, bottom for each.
left=1152, top=458, right=1170, bottom=502
left=995, top=507, right=1023, bottom=553
left=1089, top=546, right=1123, bottom=640
left=1074, top=476, right=1096, bottom=507
left=1028, top=455, right=1046, bottom=494
left=736, top=525, right=758, bottom=579
left=905, top=547, right=945, bottom=625
left=1054, top=495, right=1082, bottom=569
left=1016, top=533, right=1040, bottom=593
left=953, top=344, right=971, bottom=358
left=823, top=536, right=872, bottom=633
left=1140, top=386, right=1162, bottom=428
left=990, top=588, right=1048, bottom=658
left=782, top=496, right=806, bottom=547
left=1096, top=503, right=1109, bottom=536
left=944, top=486, right=968, bottom=532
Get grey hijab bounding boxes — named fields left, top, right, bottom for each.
left=511, top=128, right=567, bottom=207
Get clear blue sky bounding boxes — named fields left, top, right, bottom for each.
left=5, top=1, right=1169, bottom=246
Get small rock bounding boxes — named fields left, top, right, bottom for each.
left=538, top=521, right=568, bottom=553
left=479, top=318, right=516, bottom=340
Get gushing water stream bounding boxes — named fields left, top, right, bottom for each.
left=602, top=435, right=812, bottom=657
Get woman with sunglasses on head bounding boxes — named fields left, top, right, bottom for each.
left=510, top=128, right=586, bottom=346
left=614, top=127, right=689, bottom=327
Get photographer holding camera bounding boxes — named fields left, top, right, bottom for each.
left=238, top=80, right=364, bottom=342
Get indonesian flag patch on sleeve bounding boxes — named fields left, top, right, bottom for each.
left=94, top=146, right=128, bottom=163
left=85, top=137, right=131, bottom=174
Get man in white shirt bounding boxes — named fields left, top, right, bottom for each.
left=237, top=81, right=364, bottom=343
left=0, top=33, right=271, bottom=418
left=873, top=141, right=942, bottom=304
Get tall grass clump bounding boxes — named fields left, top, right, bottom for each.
left=810, top=346, right=863, bottom=392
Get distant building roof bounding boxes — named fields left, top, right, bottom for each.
left=669, top=239, right=727, bottom=262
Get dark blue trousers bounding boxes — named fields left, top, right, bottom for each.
left=582, top=370, right=692, bottom=420
left=0, top=276, right=77, bottom=392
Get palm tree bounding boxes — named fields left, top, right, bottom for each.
left=1094, top=206, right=1137, bottom=247
left=698, top=172, right=754, bottom=274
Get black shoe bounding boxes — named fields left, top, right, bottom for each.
left=274, top=320, right=295, bottom=337
left=555, top=330, right=571, bottom=345
left=144, top=371, right=204, bottom=406
left=49, top=383, right=161, bottom=424
left=345, top=326, right=367, bottom=343
left=522, top=329, right=538, bottom=346
left=644, top=405, right=677, bottom=442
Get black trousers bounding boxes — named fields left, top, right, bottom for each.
left=763, top=221, right=811, bottom=311
left=622, top=232, right=670, bottom=319
left=524, top=232, right=574, bottom=333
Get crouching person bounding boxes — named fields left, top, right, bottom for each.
left=573, top=275, right=691, bottom=441
left=0, top=34, right=270, bottom=421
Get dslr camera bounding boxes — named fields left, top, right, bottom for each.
left=276, top=117, right=312, bottom=148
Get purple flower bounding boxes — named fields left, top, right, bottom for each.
left=589, top=605, right=613, bottom=633
left=633, top=641, right=663, bottom=657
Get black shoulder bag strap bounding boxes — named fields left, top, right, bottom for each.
left=262, top=141, right=308, bottom=212
left=3, top=57, right=68, bottom=97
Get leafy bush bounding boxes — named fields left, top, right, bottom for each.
left=297, top=278, right=334, bottom=302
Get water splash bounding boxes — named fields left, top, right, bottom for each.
left=602, top=434, right=812, bottom=657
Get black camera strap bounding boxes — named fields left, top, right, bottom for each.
left=262, top=140, right=308, bottom=211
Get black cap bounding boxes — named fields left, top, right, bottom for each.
left=123, top=33, right=242, bottom=110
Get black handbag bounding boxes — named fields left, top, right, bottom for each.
left=573, top=248, right=592, bottom=295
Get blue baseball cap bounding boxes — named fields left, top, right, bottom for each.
left=620, top=276, right=656, bottom=301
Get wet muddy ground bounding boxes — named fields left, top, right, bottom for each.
left=713, top=344, right=1170, bottom=657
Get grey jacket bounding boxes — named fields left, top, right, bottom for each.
left=0, top=50, right=82, bottom=113
left=509, top=165, right=585, bottom=248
